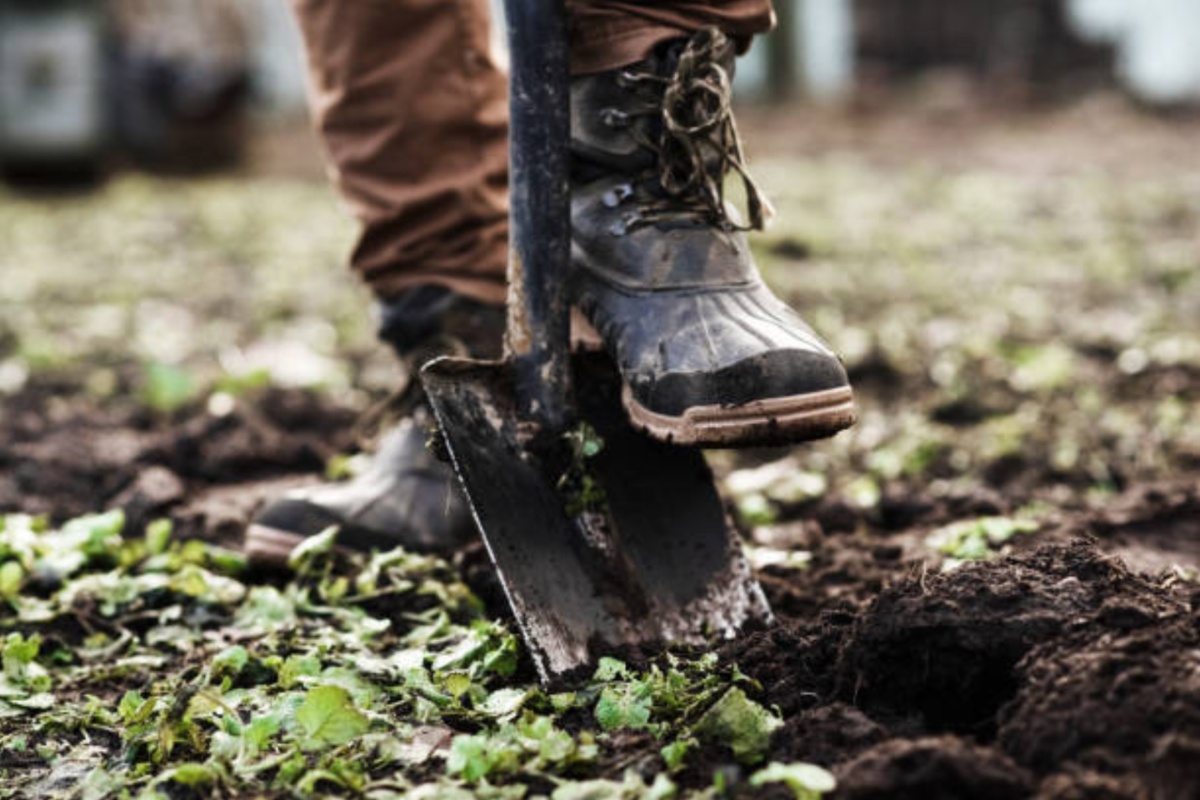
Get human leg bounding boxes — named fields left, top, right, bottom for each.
left=568, top=0, right=775, bottom=74
left=290, top=0, right=510, bottom=305
left=247, top=0, right=510, bottom=566
left=249, top=0, right=854, bottom=564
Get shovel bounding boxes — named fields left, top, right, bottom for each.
left=420, top=0, right=772, bottom=684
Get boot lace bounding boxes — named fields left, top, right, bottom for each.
left=614, top=28, right=774, bottom=233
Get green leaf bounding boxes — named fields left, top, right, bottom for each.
left=736, top=492, right=778, bottom=527
left=2, top=633, right=39, bottom=679
left=481, top=632, right=520, bottom=677
left=926, top=516, right=1039, bottom=564
left=169, top=565, right=245, bottom=605
left=432, top=632, right=486, bottom=672
left=479, top=687, right=530, bottom=719
left=551, top=779, right=626, bottom=800
left=69, top=509, right=126, bottom=543
left=243, top=714, right=281, bottom=753
left=145, top=519, right=172, bottom=555
left=166, top=762, right=217, bottom=787
left=442, top=671, right=472, bottom=700
left=592, top=657, right=629, bottom=683
left=445, top=734, right=490, bottom=783
left=660, top=737, right=695, bottom=771
left=142, top=361, right=199, bottom=413
left=0, top=560, right=23, bottom=599
left=10, top=692, right=55, bottom=710
left=208, top=547, right=247, bottom=575
left=538, top=727, right=576, bottom=763
left=295, top=685, right=370, bottom=748
left=692, top=687, right=781, bottom=764
left=749, top=762, right=837, bottom=800
left=118, top=690, right=154, bottom=725
left=211, top=646, right=249, bottom=679
left=594, top=684, right=652, bottom=731
left=235, top=586, right=297, bottom=630
left=550, top=691, right=578, bottom=713
left=79, top=766, right=121, bottom=800
left=287, top=526, right=339, bottom=571
left=279, top=654, right=321, bottom=688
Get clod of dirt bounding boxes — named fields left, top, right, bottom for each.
left=837, top=539, right=1183, bottom=736
left=171, top=477, right=306, bottom=547
left=1032, top=767, right=1144, bottom=800
left=998, top=616, right=1200, bottom=785
left=833, top=736, right=1034, bottom=800
left=769, top=703, right=888, bottom=767
left=723, top=614, right=855, bottom=717
left=151, top=392, right=353, bottom=482
left=110, top=465, right=186, bottom=531
left=0, top=386, right=357, bottom=527
left=1080, top=480, right=1200, bottom=574
left=1141, top=735, right=1200, bottom=800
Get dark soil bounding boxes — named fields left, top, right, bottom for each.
left=4, top=383, right=1198, bottom=799
left=0, top=379, right=356, bottom=544
left=729, top=514, right=1199, bottom=799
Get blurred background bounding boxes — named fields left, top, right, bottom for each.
left=4, top=0, right=1200, bottom=177
left=1, top=0, right=1198, bottom=536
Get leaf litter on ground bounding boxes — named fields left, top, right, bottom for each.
left=0, top=511, right=834, bottom=799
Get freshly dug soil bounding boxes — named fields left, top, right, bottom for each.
left=833, top=737, right=1033, bottom=800
left=2, top=384, right=1198, bottom=799
left=0, top=381, right=356, bottom=543
left=730, top=527, right=1198, bottom=798
left=999, top=615, right=1200, bottom=786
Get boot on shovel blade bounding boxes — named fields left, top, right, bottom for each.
left=420, top=0, right=772, bottom=684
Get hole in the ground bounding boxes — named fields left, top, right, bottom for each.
left=844, top=635, right=1025, bottom=740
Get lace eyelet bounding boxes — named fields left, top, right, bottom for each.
left=602, top=184, right=635, bottom=208
left=599, top=108, right=630, bottom=129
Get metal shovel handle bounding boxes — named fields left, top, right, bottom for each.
left=502, top=0, right=573, bottom=433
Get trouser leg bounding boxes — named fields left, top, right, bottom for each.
left=290, top=0, right=510, bottom=305
left=568, top=0, right=775, bottom=74
left=290, top=0, right=774, bottom=304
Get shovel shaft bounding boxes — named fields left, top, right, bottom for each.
left=503, top=0, right=573, bottom=431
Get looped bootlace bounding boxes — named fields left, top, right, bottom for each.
left=619, top=28, right=774, bottom=232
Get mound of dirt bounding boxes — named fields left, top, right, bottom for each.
left=836, top=539, right=1185, bottom=736
left=999, top=615, right=1200, bottom=787
left=727, top=531, right=1197, bottom=799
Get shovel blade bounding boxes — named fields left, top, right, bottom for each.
left=421, top=353, right=772, bottom=683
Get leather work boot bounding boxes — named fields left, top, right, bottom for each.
left=244, top=286, right=504, bottom=567
left=569, top=28, right=856, bottom=447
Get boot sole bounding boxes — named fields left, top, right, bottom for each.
left=244, top=524, right=309, bottom=568
left=623, top=384, right=856, bottom=448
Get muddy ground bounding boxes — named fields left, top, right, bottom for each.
left=2, top=101, right=1199, bottom=798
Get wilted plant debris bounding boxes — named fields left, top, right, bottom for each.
left=0, top=511, right=833, bottom=799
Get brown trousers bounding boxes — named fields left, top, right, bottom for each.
left=292, top=0, right=774, bottom=305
